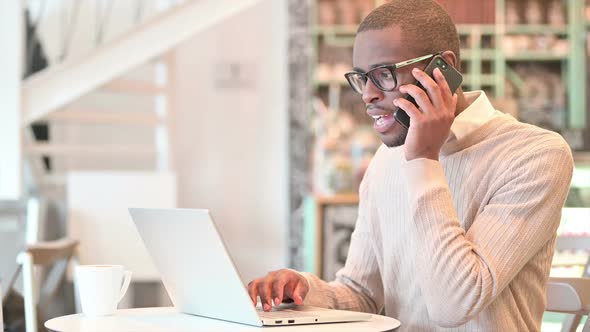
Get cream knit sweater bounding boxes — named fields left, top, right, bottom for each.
left=302, top=96, right=574, bottom=331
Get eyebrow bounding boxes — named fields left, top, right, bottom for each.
left=353, top=61, right=398, bottom=73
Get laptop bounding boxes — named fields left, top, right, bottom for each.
left=128, top=208, right=373, bottom=327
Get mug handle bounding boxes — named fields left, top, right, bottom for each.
left=118, top=271, right=133, bottom=303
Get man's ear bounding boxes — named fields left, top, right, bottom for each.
left=441, top=50, right=458, bottom=70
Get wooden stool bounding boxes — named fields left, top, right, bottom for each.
left=17, top=238, right=78, bottom=332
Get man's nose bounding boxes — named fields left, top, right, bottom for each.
left=361, top=79, right=384, bottom=105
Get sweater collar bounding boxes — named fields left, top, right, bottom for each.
left=448, top=91, right=498, bottom=142
left=439, top=91, right=510, bottom=156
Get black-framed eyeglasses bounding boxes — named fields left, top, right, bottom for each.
left=344, top=53, right=436, bottom=94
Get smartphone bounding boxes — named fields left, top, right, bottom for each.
left=394, top=55, right=463, bottom=129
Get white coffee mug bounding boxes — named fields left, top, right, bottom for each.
left=75, top=265, right=132, bottom=317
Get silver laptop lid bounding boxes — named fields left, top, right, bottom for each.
left=128, top=208, right=262, bottom=326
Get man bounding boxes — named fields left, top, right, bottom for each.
left=248, top=1, right=573, bottom=330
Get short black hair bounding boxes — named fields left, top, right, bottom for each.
left=358, top=0, right=461, bottom=68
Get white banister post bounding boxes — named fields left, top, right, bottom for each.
left=0, top=1, right=23, bottom=200
left=18, top=252, right=38, bottom=332
left=0, top=283, right=3, bottom=332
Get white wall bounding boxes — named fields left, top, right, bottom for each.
left=0, top=1, right=23, bottom=200
left=174, top=0, right=288, bottom=282
left=25, top=0, right=289, bottom=283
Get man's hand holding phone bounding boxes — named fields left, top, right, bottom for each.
left=247, top=269, right=310, bottom=312
left=395, top=67, right=458, bottom=161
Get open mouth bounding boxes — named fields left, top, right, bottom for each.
left=372, top=114, right=389, bottom=125
left=371, top=113, right=396, bottom=133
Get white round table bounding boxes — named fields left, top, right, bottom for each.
left=45, top=307, right=401, bottom=332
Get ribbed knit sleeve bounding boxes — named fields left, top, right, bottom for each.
left=401, top=135, right=573, bottom=327
left=301, top=166, right=384, bottom=314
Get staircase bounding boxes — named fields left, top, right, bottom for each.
left=19, top=0, right=263, bottom=192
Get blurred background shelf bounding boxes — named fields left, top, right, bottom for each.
left=312, top=25, right=358, bottom=36
left=505, top=24, right=568, bottom=34
left=313, top=79, right=349, bottom=87
left=504, top=53, right=570, bottom=61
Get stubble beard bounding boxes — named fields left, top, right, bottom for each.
left=384, top=126, right=409, bottom=148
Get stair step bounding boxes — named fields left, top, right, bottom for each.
left=101, top=79, right=166, bottom=95
left=47, top=110, right=162, bottom=126
left=24, top=143, right=155, bottom=157
left=39, top=175, right=66, bottom=188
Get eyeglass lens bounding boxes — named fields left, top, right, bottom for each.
left=347, top=67, right=397, bottom=94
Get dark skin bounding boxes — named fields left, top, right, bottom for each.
left=248, top=25, right=472, bottom=311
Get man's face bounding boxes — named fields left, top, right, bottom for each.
left=352, top=26, right=421, bottom=147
